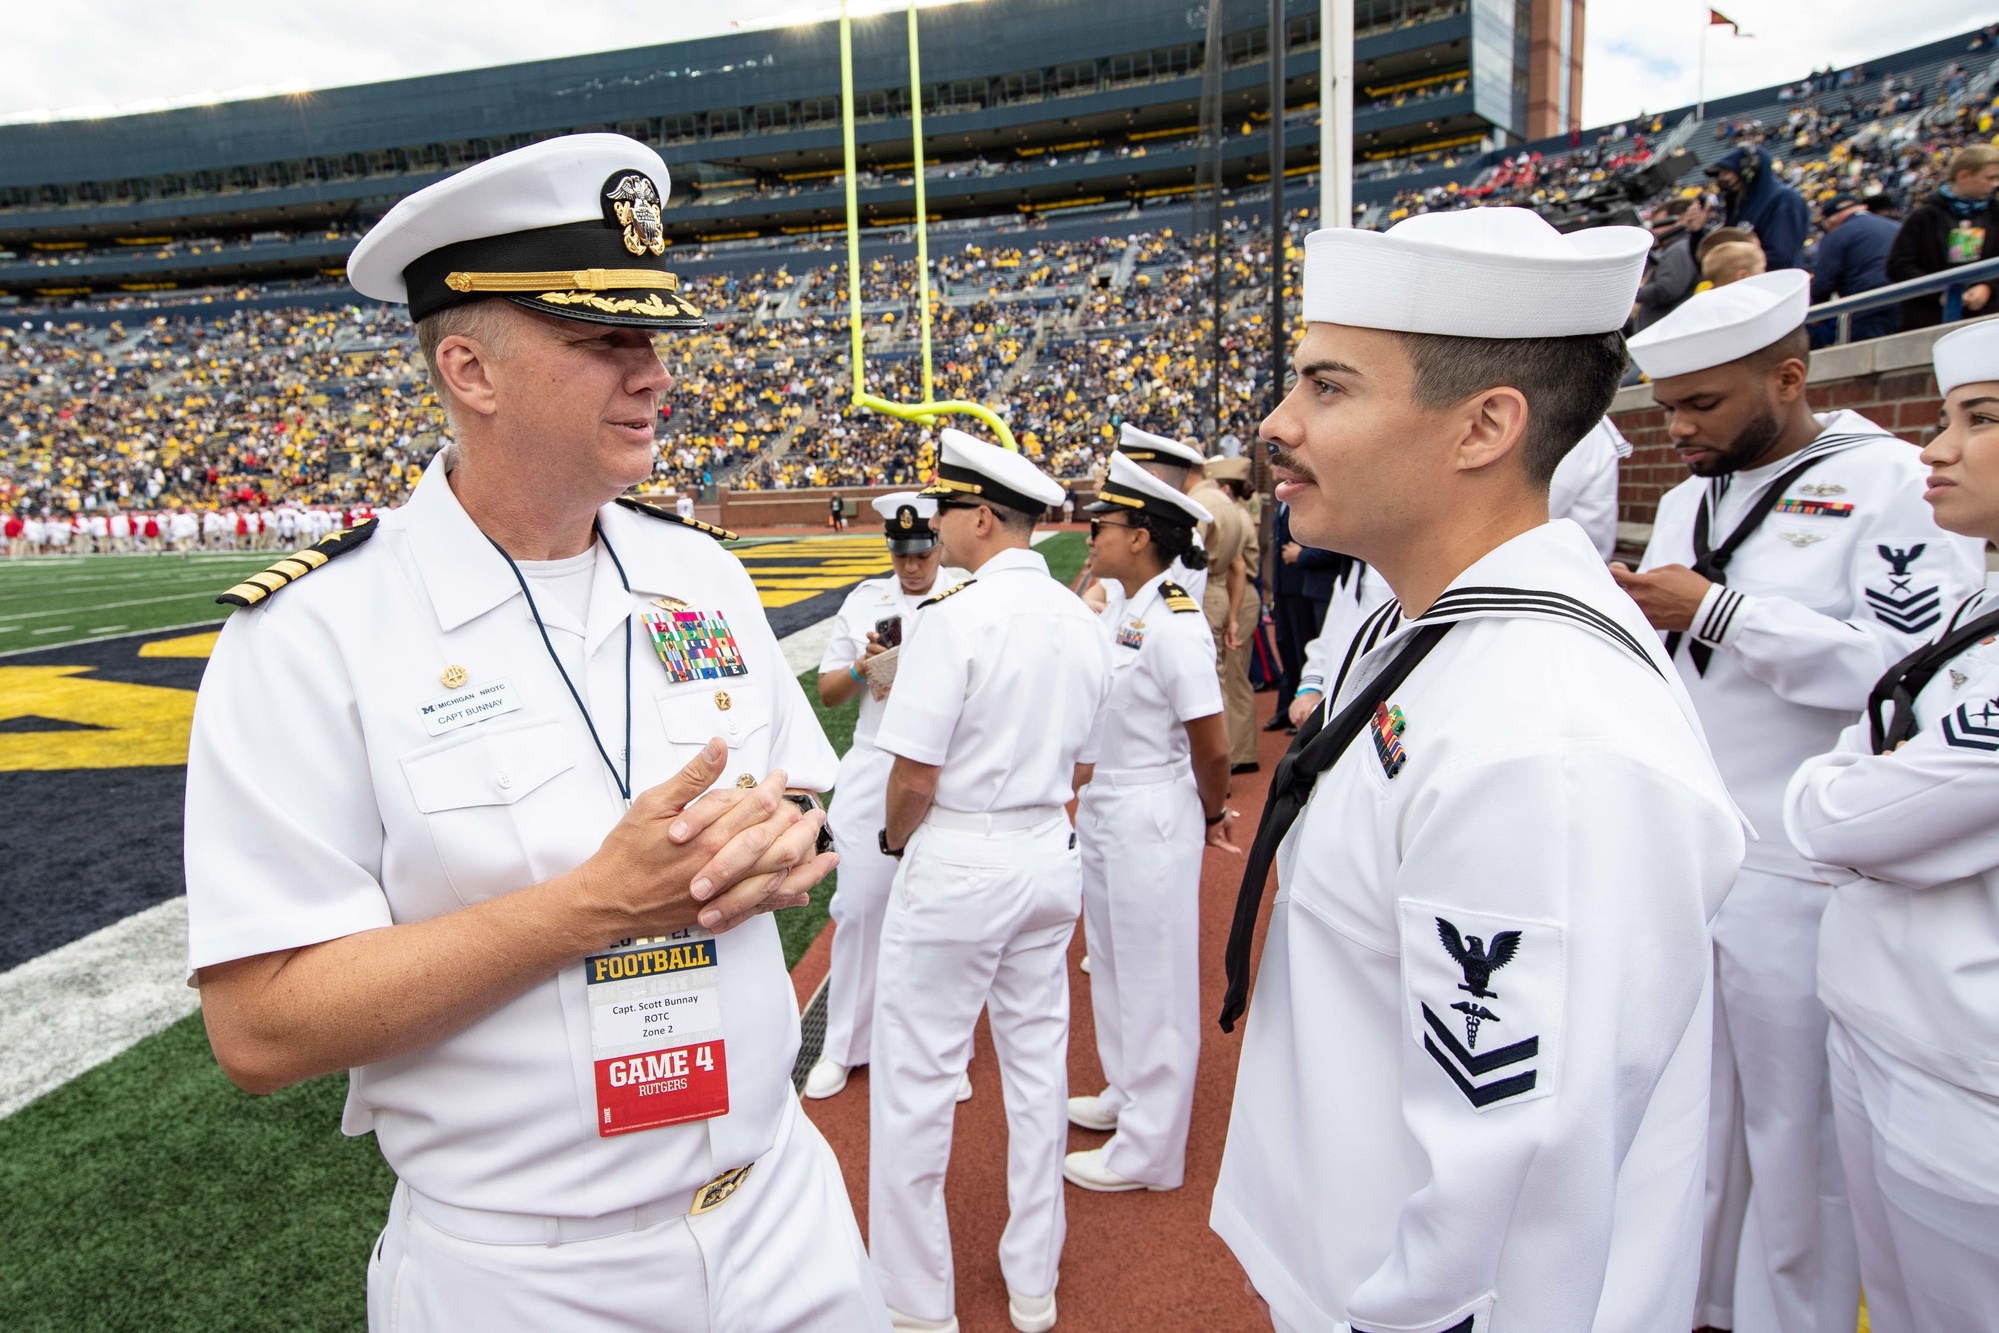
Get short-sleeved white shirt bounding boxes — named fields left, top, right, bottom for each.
left=875, top=546, right=1113, bottom=812
left=816, top=568, right=970, bottom=751
left=183, top=448, right=837, bottom=1217
left=1097, top=568, right=1223, bottom=772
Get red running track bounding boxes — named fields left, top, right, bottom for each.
left=791, top=723, right=1290, bottom=1332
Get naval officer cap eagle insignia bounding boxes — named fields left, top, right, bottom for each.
left=345, top=133, right=706, bottom=331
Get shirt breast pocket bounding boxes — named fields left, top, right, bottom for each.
left=656, top=681, right=773, bottom=781
left=400, top=718, right=578, bottom=906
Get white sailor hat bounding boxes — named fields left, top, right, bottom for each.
left=871, top=490, right=940, bottom=552
left=1115, top=423, right=1206, bottom=469
left=1627, top=269, right=1811, bottom=380
left=920, top=428, right=1066, bottom=515
left=346, top=133, right=703, bottom=329
left=1933, top=318, right=1999, bottom=395
left=1088, top=452, right=1214, bottom=527
left=1302, top=207, right=1651, bottom=338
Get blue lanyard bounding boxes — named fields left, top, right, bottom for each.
left=487, top=521, right=634, bottom=803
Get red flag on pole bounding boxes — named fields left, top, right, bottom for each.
left=1709, top=9, right=1751, bottom=35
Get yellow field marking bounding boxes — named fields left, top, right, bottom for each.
left=137, top=631, right=220, bottom=658
left=757, top=590, right=823, bottom=608
left=0, top=666, right=194, bottom=770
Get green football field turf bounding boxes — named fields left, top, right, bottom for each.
left=0, top=531, right=1087, bottom=1330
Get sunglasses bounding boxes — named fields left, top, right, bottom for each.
left=1088, top=517, right=1138, bottom=538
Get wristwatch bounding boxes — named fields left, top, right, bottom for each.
left=1204, top=807, right=1229, bottom=827
left=878, top=827, right=904, bottom=859
left=781, top=792, right=836, bottom=857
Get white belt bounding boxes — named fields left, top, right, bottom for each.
left=1090, top=764, right=1187, bottom=788
left=403, top=1161, right=756, bottom=1248
left=925, top=804, right=1064, bottom=833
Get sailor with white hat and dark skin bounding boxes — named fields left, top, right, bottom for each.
left=1213, top=207, right=1745, bottom=1333
left=868, top=428, right=1114, bottom=1333
left=1783, top=318, right=1999, bottom=1333
left=1615, top=270, right=1982, bottom=1333
left=1064, top=453, right=1239, bottom=1195
left=803, top=493, right=969, bottom=1102
left=184, top=134, right=890, bottom=1332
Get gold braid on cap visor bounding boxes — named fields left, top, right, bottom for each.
left=444, top=269, right=681, bottom=293
left=1095, top=491, right=1145, bottom=509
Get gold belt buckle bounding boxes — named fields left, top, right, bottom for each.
left=689, top=1163, right=753, bottom=1216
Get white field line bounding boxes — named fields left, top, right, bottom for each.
left=0, top=612, right=847, bottom=1120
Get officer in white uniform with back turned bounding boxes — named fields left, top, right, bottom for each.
left=869, top=428, right=1114, bottom=1333
left=1784, top=319, right=1999, bottom=1332
left=1615, top=271, right=1984, bottom=1333
left=1064, top=453, right=1237, bottom=1195
left=803, top=492, right=968, bottom=1101
left=1212, top=207, right=1746, bottom=1333
left=183, top=134, right=889, bottom=1332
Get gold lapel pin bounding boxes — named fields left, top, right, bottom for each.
left=651, top=595, right=689, bottom=612
left=713, top=690, right=732, bottom=711
left=439, top=664, right=468, bottom=689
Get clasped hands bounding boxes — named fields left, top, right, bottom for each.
left=572, top=738, right=837, bottom=939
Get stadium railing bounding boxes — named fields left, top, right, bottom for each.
left=1809, top=256, right=1999, bottom=343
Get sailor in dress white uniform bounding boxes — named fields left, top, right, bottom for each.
left=184, top=134, right=887, bottom=1333
left=802, top=493, right=968, bottom=1100
left=1618, top=270, right=1984, bottom=1333
left=1064, top=453, right=1237, bottom=1194
left=1212, top=207, right=1745, bottom=1333
left=1784, top=318, right=1999, bottom=1333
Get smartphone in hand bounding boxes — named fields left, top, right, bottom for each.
left=874, top=615, right=903, bottom=649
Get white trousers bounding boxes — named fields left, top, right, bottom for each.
left=1076, top=772, right=1203, bottom=1188
left=822, top=747, right=896, bottom=1069
left=1828, top=1019, right=1999, bottom=1333
left=366, top=1097, right=888, bottom=1333
left=868, top=810, right=1079, bottom=1322
left=1697, top=867, right=1858, bottom=1333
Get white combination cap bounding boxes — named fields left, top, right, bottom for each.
left=1933, top=318, right=1999, bottom=395
left=871, top=490, right=939, bottom=551
left=1301, top=207, right=1651, bottom=337
left=1627, top=268, right=1812, bottom=380
left=870, top=491, right=937, bottom=523
left=346, top=133, right=702, bottom=328
left=920, top=428, right=1066, bottom=514
left=1116, top=424, right=1206, bottom=468
left=1088, top=452, right=1214, bottom=527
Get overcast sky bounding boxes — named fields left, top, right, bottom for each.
left=2, top=1, right=1990, bottom=131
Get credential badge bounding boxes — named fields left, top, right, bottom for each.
left=603, top=172, right=667, bottom=257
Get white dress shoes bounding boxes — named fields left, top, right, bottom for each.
left=802, top=1057, right=850, bottom=1099
left=1008, top=1287, right=1057, bottom=1331
left=1062, top=1146, right=1170, bottom=1193
left=1066, top=1092, right=1116, bottom=1131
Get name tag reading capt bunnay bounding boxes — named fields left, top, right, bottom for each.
left=417, top=678, right=522, bottom=737
left=586, top=935, right=729, bottom=1136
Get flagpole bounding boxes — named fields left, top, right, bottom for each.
left=1696, top=8, right=1707, bottom=120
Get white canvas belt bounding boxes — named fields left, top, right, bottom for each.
left=1091, top=764, right=1185, bottom=788
left=925, top=804, right=1064, bottom=833
left=402, top=1159, right=758, bottom=1248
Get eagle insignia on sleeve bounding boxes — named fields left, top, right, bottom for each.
left=1159, top=580, right=1200, bottom=614
left=1866, top=544, right=1941, bottom=635
left=1417, top=915, right=1544, bottom=1110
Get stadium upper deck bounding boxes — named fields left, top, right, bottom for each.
left=0, top=0, right=1541, bottom=304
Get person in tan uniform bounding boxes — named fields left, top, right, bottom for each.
left=1193, top=458, right=1261, bottom=773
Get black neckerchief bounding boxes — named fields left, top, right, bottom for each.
left=1217, top=621, right=1453, bottom=1033
left=1867, top=595, right=1999, bottom=753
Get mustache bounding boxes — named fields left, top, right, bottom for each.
left=1269, top=444, right=1317, bottom=484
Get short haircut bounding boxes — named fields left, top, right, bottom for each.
left=987, top=502, right=1039, bottom=535
left=1696, top=226, right=1755, bottom=263
left=414, top=298, right=519, bottom=401
left=1746, top=323, right=1811, bottom=372
left=1702, top=240, right=1766, bottom=285
left=1393, top=329, right=1628, bottom=485
left=1948, top=143, right=1999, bottom=181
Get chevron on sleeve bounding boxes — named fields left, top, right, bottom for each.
left=1865, top=584, right=1943, bottom=635
left=1943, top=698, right=1999, bottom=751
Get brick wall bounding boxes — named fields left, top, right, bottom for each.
left=1607, top=321, right=1972, bottom=528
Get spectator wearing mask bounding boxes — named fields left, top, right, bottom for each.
left=1886, top=143, right=1999, bottom=330
left=1703, top=240, right=1768, bottom=288
left=1708, top=145, right=1812, bottom=270
left=1634, top=194, right=1714, bottom=331
left=1811, top=194, right=1902, bottom=341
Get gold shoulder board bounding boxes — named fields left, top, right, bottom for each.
left=616, top=496, right=739, bottom=542
left=1160, top=580, right=1200, bottom=614
left=918, top=579, right=976, bottom=609
left=216, top=518, right=380, bottom=609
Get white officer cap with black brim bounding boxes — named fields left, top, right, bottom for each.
left=1088, top=452, right=1213, bottom=528
left=871, top=490, right=940, bottom=553
left=920, top=428, right=1066, bottom=516
left=1933, top=318, right=1999, bottom=395
left=1116, top=423, right=1207, bottom=470
left=1302, top=206, right=1651, bottom=337
left=346, top=133, right=704, bottom=330
left=1626, top=269, right=1812, bottom=381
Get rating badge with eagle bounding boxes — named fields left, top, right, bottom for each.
left=1399, top=900, right=1565, bottom=1113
